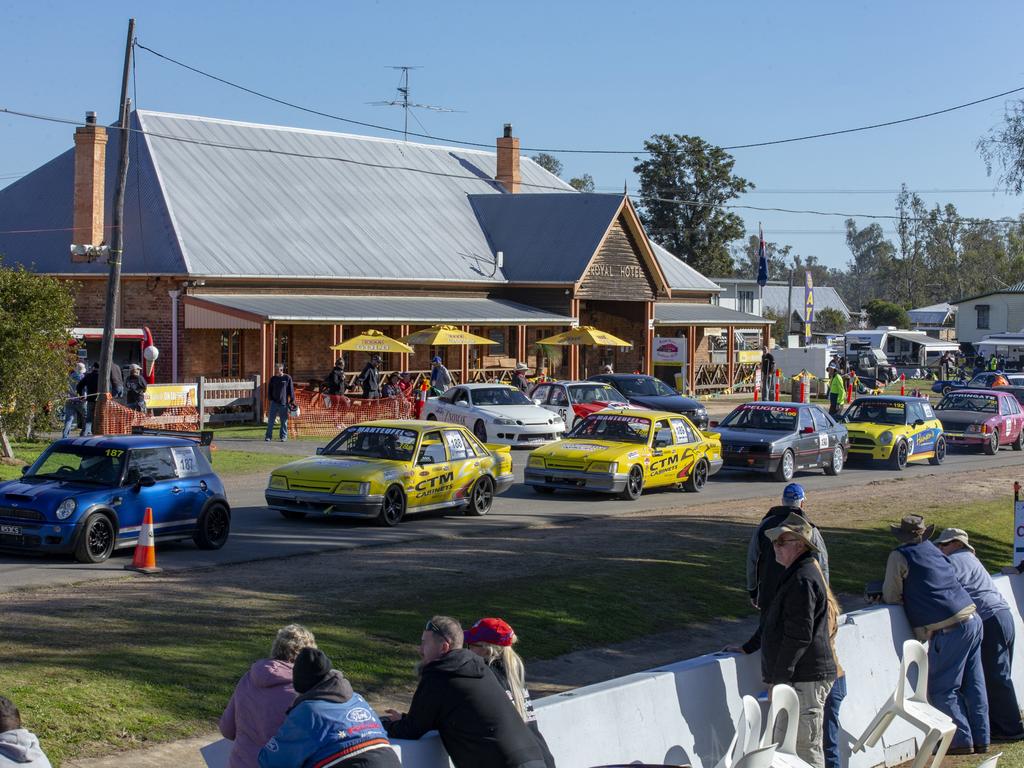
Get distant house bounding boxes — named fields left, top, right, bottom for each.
left=760, top=284, right=851, bottom=329
left=952, top=282, right=1024, bottom=345
left=907, top=302, right=957, bottom=341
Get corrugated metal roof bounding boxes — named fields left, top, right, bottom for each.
left=908, top=302, right=956, bottom=326
left=654, top=303, right=768, bottom=326
left=186, top=294, right=574, bottom=324
left=953, top=281, right=1024, bottom=304
left=650, top=243, right=721, bottom=293
left=761, top=285, right=851, bottom=318
left=887, top=331, right=959, bottom=351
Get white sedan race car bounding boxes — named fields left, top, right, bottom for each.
left=423, top=384, right=566, bottom=446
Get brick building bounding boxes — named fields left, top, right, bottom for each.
left=0, top=111, right=769, bottom=392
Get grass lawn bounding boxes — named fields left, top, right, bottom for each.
left=0, top=440, right=303, bottom=481
left=3, top=491, right=1022, bottom=765
left=210, top=423, right=324, bottom=441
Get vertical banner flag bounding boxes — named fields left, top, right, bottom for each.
left=756, top=225, right=769, bottom=287
left=804, top=270, right=814, bottom=342
left=1015, top=491, right=1024, bottom=567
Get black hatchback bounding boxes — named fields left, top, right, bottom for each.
left=588, top=374, right=708, bottom=428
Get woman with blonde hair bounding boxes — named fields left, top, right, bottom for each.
left=465, top=618, right=556, bottom=767
left=220, top=624, right=317, bottom=768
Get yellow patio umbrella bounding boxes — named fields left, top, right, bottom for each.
left=534, top=325, right=632, bottom=347
left=401, top=324, right=498, bottom=346
left=330, top=329, right=413, bottom=354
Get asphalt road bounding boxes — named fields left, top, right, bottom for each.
left=2, top=445, right=1023, bottom=592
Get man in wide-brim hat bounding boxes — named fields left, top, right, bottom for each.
left=883, top=515, right=988, bottom=755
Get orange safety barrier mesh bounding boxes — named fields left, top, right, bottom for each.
left=284, top=390, right=415, bottom=438
left=94, top=393, right=200, bottom=435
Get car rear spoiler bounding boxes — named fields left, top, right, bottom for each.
left=130, top=427, right=215, bottom=461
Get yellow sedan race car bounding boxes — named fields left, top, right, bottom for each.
left=843, top=395, right=947, bottom=470
left=525, top=409, right=723, bottom=500
left=265, top=420, right=513, bottom=526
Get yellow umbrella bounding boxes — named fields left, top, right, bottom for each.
left=535, top=326, right=632, bottom=347
left=792, top=369, right=818, bottom=379
left=331, top=329, right=413, bottom=353
left=401, top=324, right=498, bottom=346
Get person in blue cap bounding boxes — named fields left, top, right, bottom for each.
left=430, top=355, right=452, bottom=393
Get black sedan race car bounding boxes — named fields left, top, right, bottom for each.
left=588, top=374, right=708, bottom=428
left=709, top=401, right=849, bottom=482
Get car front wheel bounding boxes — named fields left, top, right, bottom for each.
left=74, top=513, right=116, bottom=564
left=620, top=465, right=644, bottom=500
left=774, top=450, right=795, bottom=482
left=378, top=485, right=406, bottom=527
left=473, top=420, right=488, bottom=442
left=889, top=440, right=909, bottom=470
left=983, top=429, right=999, bottom=456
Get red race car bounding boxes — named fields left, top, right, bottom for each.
left=934, top=389, right=1024, bottom=454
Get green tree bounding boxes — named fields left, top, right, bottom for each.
left=531, top=153, right=563, bottom=177
left=569, top=173, right=595, bottom=192
left=763, top=309, right=788, bottom=346
left=814, top=307, right=848, bottom=334
left=843, top=220, right=896, bottom=308
left=977, top=101, right=1024, bottom=193
left=864, top=299, right=909, bottom=329
left=633, top=134, right=752, bottom=277
left=0, top=266, right=76, bottom=446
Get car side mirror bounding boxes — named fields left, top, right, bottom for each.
left=709, top=420, right=719, bottom=428
left=914, top=419, right=925, bottom=426
left=418, top=455, right=434, bottom=466
left=20, top=466, right=28, bottom=475
left=456, top=400, right=469, bottom=407
left=315, top=447, right=324, bottom=455
left=533, top=398, right=544, bottom=405
left=134, top=475, right=156, bottom=491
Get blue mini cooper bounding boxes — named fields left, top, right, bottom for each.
left=0, top=432, right=231, bottom=563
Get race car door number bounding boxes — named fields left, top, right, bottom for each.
left=818, top=433, right=830, bottom=449
left=0, top=524, right=22, bottom=535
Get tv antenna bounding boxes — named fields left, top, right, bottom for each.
left=368, top=66, right=459, bottom=141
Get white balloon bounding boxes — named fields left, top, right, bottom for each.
left=143, top=345, right=160, bottom=362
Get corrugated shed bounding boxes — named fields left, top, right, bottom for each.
left=762, top=285, right=851, bottom=318
left=649, top=242, right=721, bottom=293
left=655, top=303, right=767, bottom=325
left=908, top=302, right=956, bottom=326
left=187, top=294, right=573, bottom=324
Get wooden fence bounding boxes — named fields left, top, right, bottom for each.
left=196, top=376, right=262, bottom=425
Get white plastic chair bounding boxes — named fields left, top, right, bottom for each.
left=759, top=684, right=813, bottom=768
left=715, top=695, right=763, bottom=768
left=851, top=639, right=956, bottom=768
left=733, top=744, right=779, bottom=768
left=975, top=754, right=1002, bottom=768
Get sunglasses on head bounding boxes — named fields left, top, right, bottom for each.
left=425, top=620, right=447, bottom=639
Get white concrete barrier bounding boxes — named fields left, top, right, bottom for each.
left=204, top=573, right=1024, bottom=768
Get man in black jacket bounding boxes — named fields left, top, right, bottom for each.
left=325, top=358, right=346, bottom=402
left=383, top=616, right=546, bottom=768
left=761, top=512, right=836, bottom=768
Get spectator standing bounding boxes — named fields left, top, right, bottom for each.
left=883, top=515, right=988, bottom=755
left=0, top=696, right=51, bottom=768
left=265, top=363, right=296, bottom=442
left=430, top=355, right=453, bottom=394
left=124, top=364, right=148, bottom=413
left=381, top=372, right=401, bottom=399
left=259, top=648, right=398, bottom=768
left=761, top=345, right=775, bottom=393
left=827, top=366, right=847, bottom=417
left=325, top=358, right=347, bottom=407
left=76, top=363, right=100, bottom=435
left=511, top=363, right=531, bottom=392
left=383, top=615, right=546, bottom=768
left=359, top=356, right=382, bottom=399
left=816, top=560, right=847, bottom=768
left=465, top=618, right=556, bottom=767
left=62, top=362, right=87, bottom=439
left=220, top=624, right=318, bottom=768
left=110, top=362, right=125, bottom=400
left=760, top=513, right=836, bottom=768
left=935, top=528, right=1024, bottom=742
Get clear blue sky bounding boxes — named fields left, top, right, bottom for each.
left=3, top=0, right=1023, bottom=271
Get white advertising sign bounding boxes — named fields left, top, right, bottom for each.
left=652, top=337, right=687, bottom=364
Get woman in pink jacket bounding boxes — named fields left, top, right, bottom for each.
left=220, top=624, right=317, bottom=768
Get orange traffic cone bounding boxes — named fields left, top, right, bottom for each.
left=125, top=507, right=161, bottom=574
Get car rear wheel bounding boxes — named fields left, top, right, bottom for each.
left=473, top=420, right=488, bottom=442
left=466, top=475, right=494, bottom=516
left=824, top=444, right=844, bottom=476
left=279, top=510, right=307, bottom=521
left=1013, top=429, right=1024, bottom=452
left=377, top=485, right=406, bottom=527
left=74, top=513, right=116, bottom=564
left=929, top=436, right=947, bottom=465
left=683, top=459, right=709, bottom=492
left=620, top=465, right=644, bottom=500
left=194, top=503, right=231, bottom=550
left=984, top=429, right=999, bottom=455
left=774, top=450, right=795, bottom=482
left=889, top=440, right=909, bottom=470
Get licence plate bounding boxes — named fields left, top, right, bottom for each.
left=0, top=524, right=22, bottom=536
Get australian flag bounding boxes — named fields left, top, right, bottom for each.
left=756, top=224, right=769, bottom=287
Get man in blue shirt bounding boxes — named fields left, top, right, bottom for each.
left=936, top=528, right=1024, bottom=743
left=265, top=364, right=296, bottom=442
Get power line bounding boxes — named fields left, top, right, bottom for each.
left=0, top=106, right=1020, bottom=233
left=134, top=41, right=1024, bottom=155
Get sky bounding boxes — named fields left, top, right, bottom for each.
left=3, top=0, right=1024, bottom=272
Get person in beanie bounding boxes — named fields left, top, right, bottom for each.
left=383, top=615, right=546, bottom=768
left=220, top=624, right=318, bottom=768
left=0, top=696, right=51, bottom=768
left=359, top=356, right=382, bottom=399
left=511, top=363, right=531, bottom=393
left=761, top=512, right=836, bottom=768
left=465, top=618, right=556, bottom=767
left=259, top=647, right=398, bottom=768
left=935, top=528, right=1024, bottom=743
left=124, top=364, right=148, bottom=413
left=883, top=515, right=987, bottom=755
left=63, top=362, right=88, bottom=438
left=430, top=355, right=453, bottom=394
left=325, top=358, right=347, bottom=407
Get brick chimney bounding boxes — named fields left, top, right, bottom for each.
left=495, top=123, right=520, bottom=193
left=72, top=111, right=107, bottom=260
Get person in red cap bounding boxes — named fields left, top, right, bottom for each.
left=466, top=618, right=556, bottom=768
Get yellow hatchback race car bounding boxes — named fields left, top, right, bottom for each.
left=843, top=395, right=947, bottom=470
left=265, top=420, right=513, bottom=526
left=525, top=409, right=722, bottom=499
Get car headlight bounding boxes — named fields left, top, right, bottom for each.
left=334, top=481, right=362, bottom=495
left=55, top=498, right=76, bottom=520
left=966, top=424, right=982, bottom=433
left=268, top=475, right=288, bottom=490
left=588, top=461, right=618, bottom=474
left=528, top=455, right=545, bottom=468
left=879, top=431, right=893, bottom=445
left=493, top=417, right=517, bottom=426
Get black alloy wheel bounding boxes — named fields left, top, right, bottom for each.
left=929, top=436, right=946, bottom=465
left=75, top=514, right=116, bottom=564
left=889, top=440, right=909, bottom=470
left=466, top=475, right=495, bottom=516
left=620, top=465, right=644, bottom=501
left=194, top=504, right=231, bottom=549
left=683, top=459, right=708, bottom=492
left=378, top=485, right=406, bottom=527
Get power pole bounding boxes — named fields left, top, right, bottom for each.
left=785, top=268, right=794, bottom=344
left=96, top=18, right=135, bottom=430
